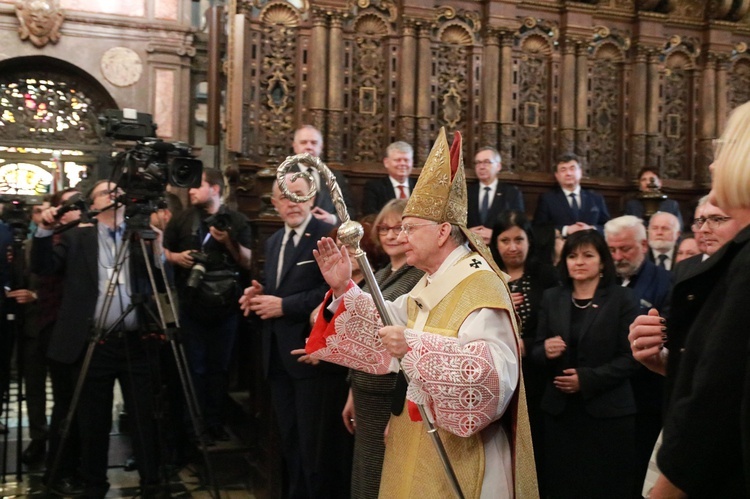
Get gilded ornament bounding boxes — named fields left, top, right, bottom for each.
left=15, top=0, right=64, bottom=48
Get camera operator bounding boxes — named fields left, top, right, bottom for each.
left=3, top=198, right=50, bottom=466
left=32, top=180, right=160, bottom=498
left=0, top=204, right=13, bottom=435
left=162, top=169, right=252, bottom=441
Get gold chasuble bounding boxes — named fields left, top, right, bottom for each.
left=379, top=253, right=512, bottom=499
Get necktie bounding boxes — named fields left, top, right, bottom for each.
left=569, top=193, right=580, bottom=220
left=277, top=230, right=297, bottom=283
left=480, top=186, right=491, bottom=225
left=657, top=254, right=668, bottom=268
left=397, top=185, right=407, bottom=199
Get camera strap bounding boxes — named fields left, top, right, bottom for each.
left=191, top=209, right=212, bottom=250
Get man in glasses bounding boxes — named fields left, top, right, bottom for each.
left=467, top=146, right=524, bottom=244
left=32, top=180, right=161, bottom=497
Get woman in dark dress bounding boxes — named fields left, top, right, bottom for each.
left=532, top=230, right=639, bottom=498
left=489, top=210, right=557, bottom=490
left=341, top=199, right=423, bottom=499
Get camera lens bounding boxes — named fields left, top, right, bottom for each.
left=186, top=262, right=207, bottom=288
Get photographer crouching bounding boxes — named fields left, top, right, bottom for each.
left=162, top=169, right=252, bottom=442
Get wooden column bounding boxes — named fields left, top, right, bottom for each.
left=398, top=19, right=418, bottom=146
left=416, top=23, right=432, bottom=164
left=327, top=12, right=345, bottom=163
left=499, top=31, right=514, bottom=171
left=697, top=53, right=718, bottom=184
left=575, top=41, right=589, bottom=166
left=646, top=50, right=661, bottom=169
left=481, top=29, right=500, bottom=146
left=559, top=38, right=576, bottom=155
left=308, top=9, right=328, bottom=134
left=630, top=46, right=648, bottom=176
left=715, top=56, right=729, bottom=136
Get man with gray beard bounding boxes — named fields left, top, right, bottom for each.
left=647, top=212, right=681, bottom=271
left=605, top=215, right=672, bottom=494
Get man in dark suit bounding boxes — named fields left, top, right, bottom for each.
left=467, top=146, right=525, bottom=244
left=647, top=211, right=681, bottom=271
left=0, top=213, right=12, bottom=436
left=240, top=174, right=352, bottom=498
left=290, top=125, right=357, bottom=223
left=32, top=181, right=159, bottom=498
left=623, top=167, right=684, bottom=229
left=604, top=215, right=671, bottom=491
left=533, top=152, right=610, bottom=235
left=361, top=141, right=416, bottom=216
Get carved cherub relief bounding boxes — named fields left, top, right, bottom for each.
left=16, top=0, right=64, bottom=48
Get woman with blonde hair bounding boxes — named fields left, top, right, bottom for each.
left=320, top=199, right=424, bottom=498
left=629, top=100, right=750, bottom=497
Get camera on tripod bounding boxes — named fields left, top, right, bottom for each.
left=100, top=109, right=203, bottom=237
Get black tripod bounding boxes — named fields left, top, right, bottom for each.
left=46, top=217, right=220, bottom=498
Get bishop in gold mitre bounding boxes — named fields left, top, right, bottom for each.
left=307, top=128, right=538, bottom=498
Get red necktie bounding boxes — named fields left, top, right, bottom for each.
left=397, top=185, right=407, bottom=199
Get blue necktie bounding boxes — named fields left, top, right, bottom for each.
left=569, top=193, right=580, bottom=220
left=657, top=254, right=668, bottom=268
left=480, top=186, right=491, bottom=225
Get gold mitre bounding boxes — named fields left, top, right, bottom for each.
left=403, top=127, right=467, bottom=226
left=404, top=128, right=509, bottom=280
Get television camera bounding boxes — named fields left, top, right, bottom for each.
left=100, top=109, right=203, bottom=237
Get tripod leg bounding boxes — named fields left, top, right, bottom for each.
left=139, top=239, right=221, bottom=499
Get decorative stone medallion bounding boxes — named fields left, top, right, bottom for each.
left=100, top=47, right=143, bottom=87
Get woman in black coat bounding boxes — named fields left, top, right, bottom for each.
left=532, top=230, right=639, bottom=498
left=489, top=210, right=557, bottom=491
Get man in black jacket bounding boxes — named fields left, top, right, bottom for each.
left=32, top=181, right=160, bottom=498
left=361, top=141, right=416, bottom=216
left=240, top=174, right=352, bottom=498
left=163, top=169, right=252, bottom=441
left=467, top=146, right=524, bottom=244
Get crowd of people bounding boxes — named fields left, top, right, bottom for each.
left=1, top=113, right=749, bottom=498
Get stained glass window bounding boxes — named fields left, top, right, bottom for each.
left=0, top=78, right=98, bottom=195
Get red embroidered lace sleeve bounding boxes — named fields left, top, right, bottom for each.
left=401, top=330, right=502, bottom=437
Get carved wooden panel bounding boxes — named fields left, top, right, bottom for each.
left=347, top=12, right=390, bottom=162
left=588, top=59, right=623, bottom=177
left=254, top=23, right=298, bottom=163
left=728, top=56, right=750, bottom=111
left=512, top=20, right=557, bottom=173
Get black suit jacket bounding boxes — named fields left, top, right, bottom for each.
left=466, top=181, right=525, bottom=228
left=657, top=225, right=750, bottom=497
left=289, top=164, right=357, bottom=220
left=533, top=186, right=610, bottom=233
left=361, top=176, right=417, bottom=216
left=30, top=225, right=154, bottom=364
left=670, top=252, right=704, bottom=284
left=261, top=217, right=334, bottom=379
left=532, top=284, right=639, bottom=418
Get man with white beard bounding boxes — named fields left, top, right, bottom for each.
left=647, top=212, right=681, bottom=271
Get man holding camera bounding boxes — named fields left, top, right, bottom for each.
left=163, top=169, right=252, bottom=441
left=32, top=180, right=161, bottom=498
